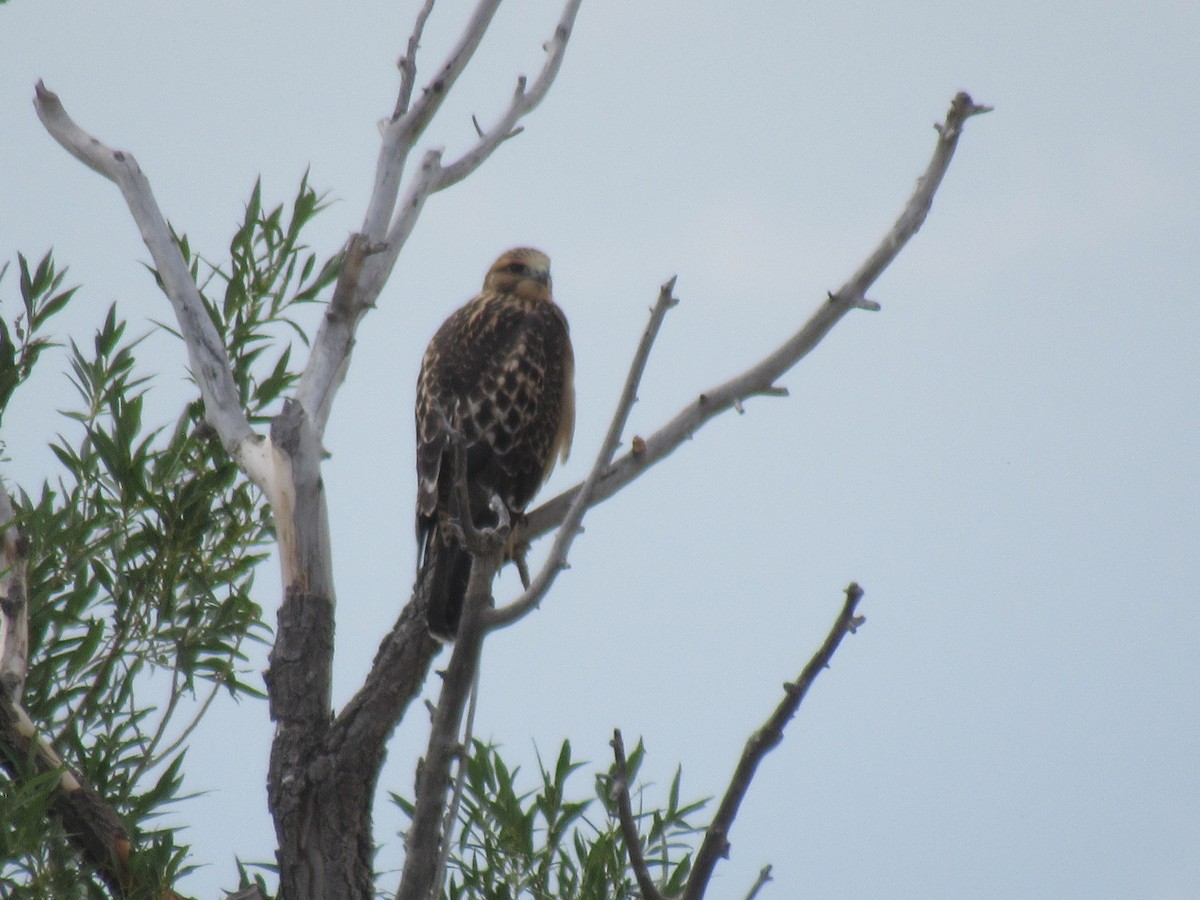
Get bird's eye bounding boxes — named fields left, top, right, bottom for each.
left=506, top=262, right=528, bottom=276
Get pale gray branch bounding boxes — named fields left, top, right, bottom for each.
left=292, top=233, right=376, bottom=435
left=360, top=148, right=446, bottom=308
left=295, top=145, right=444, bottom=435
left=31, top=81, right=277, bottom=495
left=525, top=92, right=991, bottom=542
left=393, top=0, right=438, bottom=121
left=483, top=276, right=680, bottom=631
left=436, top=0, right=584, bottom=191
left=299, top=0, right=582, bottom=438
left=363, top=0, right=502, bottom=241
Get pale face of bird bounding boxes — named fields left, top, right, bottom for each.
left=482, top=247, right=553, bottom=301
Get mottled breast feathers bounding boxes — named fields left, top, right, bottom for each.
left=415, top=247, right=574, bottom=640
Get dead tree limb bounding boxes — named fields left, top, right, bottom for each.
left=683, top=584, right=866, bottom=900
left=296, top=0, right=585, bottom=435
left=31, top=83, right=278, bottom=497
left=608, top=584, right=865, bottom=900
left=525, top=92, right=993, bottom=542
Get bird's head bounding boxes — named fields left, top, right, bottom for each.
left=483, top=247, right=553, bottom=301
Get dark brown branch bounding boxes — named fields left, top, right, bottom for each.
left=396, top=552, right=499, bottom=900
left=395, top=420, right=520, bottom=899
left=682, top=583, right=866, bottom=900
left=743, top=865, right=773, bottom=900
left=610, top=729, right=667, bottom=900
left=525, top=92, right=992, bottom=543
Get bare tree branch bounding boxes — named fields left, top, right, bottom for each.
left=30, top=82, right=280, bottom=497
left=484, top=276, right=680, bottom=631
left=525, top=92, right=992, bottom=542
left=682, top=583, right=866, bottom=900
left=364, top=0, right=502, bottom=241
left=393, top=0, right=438, bottom=121
left=743, top=865, right=774, bottom=900
left=610, top=728, right=667, bottom=900
left=435, top=0, right=584, bottom=192
left=396, top=550, right=501, bottom=900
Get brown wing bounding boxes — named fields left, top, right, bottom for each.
left=415, top=290, right=573, bottom=547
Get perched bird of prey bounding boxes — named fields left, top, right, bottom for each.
left=415, top=248, right=575, bottom=640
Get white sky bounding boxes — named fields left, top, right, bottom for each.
left=2, top=1, right=1198, bottom=898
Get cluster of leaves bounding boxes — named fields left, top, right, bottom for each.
left=0, top=252, right=76, bottom=428
left=169, top=171, right=340, bottom=423
left=0, top=176, right=341, bottom=895
left=392, top=738, right=707, bottom=900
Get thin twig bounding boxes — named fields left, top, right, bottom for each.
left=483, top=276, right=680, bottom=631
left=435, top=0, right=583, bottom=192
left=682, top=584, right=866, bottom=900
left=393, top=0, right=438, bottom=121
left=525, top=92, right=992, bottom=543
left=743, top=864, right=773, bottom=900
left=363, top=0, right=503, bottom=241
left=128, top=663, right=184, bottom=785
left=433, top=662, right=481, bottom=898
left=147, top=668, right=226, bottom=769
left=610, top=729, right=666, bottom=900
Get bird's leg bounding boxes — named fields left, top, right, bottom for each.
left=502, top=512, right=532, bottom=588
left=514, top=553, right=531, bottom=590
left=476, top=492, right=511, bottom=556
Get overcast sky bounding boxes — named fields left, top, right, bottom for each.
left=3, top=1, right=1198, bottom=898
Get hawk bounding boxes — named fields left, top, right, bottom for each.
left=415, top=247, right=575, bottom=640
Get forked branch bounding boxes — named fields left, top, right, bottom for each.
left=609, top=583, right=866, bottom=900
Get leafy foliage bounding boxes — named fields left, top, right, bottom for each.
left=0, top=251, right=77, bottom=428
left=392, top=738, right=708, bottom=900
left=0, top=175, right=340, bottom=895
left=2, top=176, right=708, bottom=900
